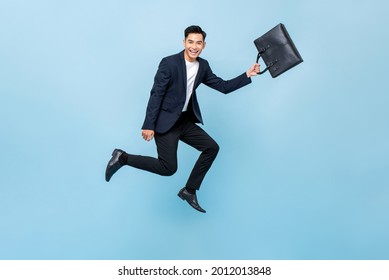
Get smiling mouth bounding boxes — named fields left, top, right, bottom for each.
left=189, top=49, right=198, bottom=55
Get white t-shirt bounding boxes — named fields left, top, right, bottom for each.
left=182, top=59, right=199, bottom=112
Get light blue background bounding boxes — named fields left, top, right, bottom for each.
left=1, top=0, right=388, bottom=259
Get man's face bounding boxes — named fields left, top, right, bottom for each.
left=183, top=33, right=206, bottom=62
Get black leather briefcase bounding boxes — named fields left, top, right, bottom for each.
left=254, top=23, right=303, bottom=78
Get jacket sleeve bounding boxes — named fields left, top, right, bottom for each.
left=202, top=61, right=252, bottom=94
left=142, top=58, right=171, bottom=130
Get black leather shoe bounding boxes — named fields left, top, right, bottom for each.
left=105, top=149, right=125, bottom=182
left=178, top=187, right=206, bottom=213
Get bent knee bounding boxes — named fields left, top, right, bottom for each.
left=210, top=142, right=220, bottom=153
left=209, top=142, right=220, bottom=155
left=161, top=165, right=177, bottom=176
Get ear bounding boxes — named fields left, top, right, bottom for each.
left=182, top=39, right=186, bottom=47
left=203, top=41, right=206, bottom=49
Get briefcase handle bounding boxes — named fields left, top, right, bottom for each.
left=256, top=48, right=278, bottom=75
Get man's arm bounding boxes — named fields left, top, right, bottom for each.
left=141, top=58, right=171, bottom=141
left=203, top=61, right=260, bottom=94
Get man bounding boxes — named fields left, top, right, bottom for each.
left=106, top=25, right=260, bottom=213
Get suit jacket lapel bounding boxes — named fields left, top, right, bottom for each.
left=194, top=59, right=203, bottom=89
left=179, top=51, right=187, bottom=94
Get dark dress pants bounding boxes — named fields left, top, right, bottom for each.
left=125, top=112, right=219, bottom=190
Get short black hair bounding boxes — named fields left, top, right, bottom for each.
left=184, top=25, right=207, bottom=41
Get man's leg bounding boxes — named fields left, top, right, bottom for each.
left=176, top=122, right=219, bottom=213
left=180, top=122, right=220, bottom=191
left=105, top=127, right=181, bottom=182
left=123, top=130, right=180, bottom=176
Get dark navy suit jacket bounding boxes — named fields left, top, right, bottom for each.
left=142, top=50, right=252, bottom=134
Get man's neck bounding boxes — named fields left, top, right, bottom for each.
left=184, top=53, right=197, bottom=63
